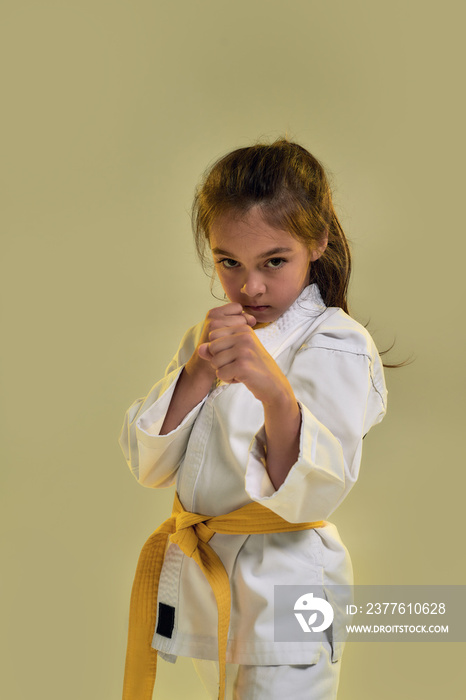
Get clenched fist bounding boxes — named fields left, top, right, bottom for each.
left=197, top=305, right=292, bottom=406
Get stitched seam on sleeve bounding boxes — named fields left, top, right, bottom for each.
left=296, top=344, right=386, bottom=408
left=297, top=342, right=372, bottom=357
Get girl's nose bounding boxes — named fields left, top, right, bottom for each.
left=241, top=272, right=266, bottom=297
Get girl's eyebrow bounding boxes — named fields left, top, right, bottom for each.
left=212, top=246, right=293, bottom=258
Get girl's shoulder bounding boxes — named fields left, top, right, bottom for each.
left=302, top=306, right=379, bottom=359
left=298, top=307, right=387, bottom=404
left=269, top=284, right=380, bottom=362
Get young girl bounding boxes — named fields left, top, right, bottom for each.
left=119, top=139, right=387, bottom=700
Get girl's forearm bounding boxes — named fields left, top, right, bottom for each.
left=159, top=357, right=215, bottom=435
left=262, top=388, right=301, bottom=490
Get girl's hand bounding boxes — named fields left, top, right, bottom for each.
left=160, top=304, right=256, bottom=435
left=189, top=303, right=256, bottom=380
left=198, top=323, right=291, bottom=405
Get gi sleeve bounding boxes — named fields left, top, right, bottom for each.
left=118, top=322, right=207, bottom=488
left=244, top=342, right=387, bottom=523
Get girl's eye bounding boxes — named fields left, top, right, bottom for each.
left=219, top=258, right=239, bottom=269
left=266, top=257, right=286, bottom=269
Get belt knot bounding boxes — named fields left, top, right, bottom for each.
left=170, top=511, right=215, bottom=557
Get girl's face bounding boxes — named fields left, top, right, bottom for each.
left=210, top=206, right=325, bottom=325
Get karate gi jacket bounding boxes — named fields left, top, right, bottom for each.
left=119, top=284, right=387, bottom=666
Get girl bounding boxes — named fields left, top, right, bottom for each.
left=119, top=139, right=387, bottom=700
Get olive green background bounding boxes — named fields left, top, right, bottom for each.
left=2, top=1, right=465, bottom=698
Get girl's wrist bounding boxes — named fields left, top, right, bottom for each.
left=262, top=389, right=300, bottom=424
left=185, top=352, right=216, bottom=386
left=260, top=375, right=296, bottom=411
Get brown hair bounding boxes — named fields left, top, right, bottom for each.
left=192, top=137, right=351, bottom=313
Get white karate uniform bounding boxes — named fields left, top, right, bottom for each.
left=119, top=284, right=387, bottom=694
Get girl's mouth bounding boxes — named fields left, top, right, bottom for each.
left=244, top=305, right=269, bottom=312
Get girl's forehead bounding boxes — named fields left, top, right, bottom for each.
left=210, top=207, right=301, bottom=251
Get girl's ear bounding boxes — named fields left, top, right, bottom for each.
left=310, top=234, right=328, bottom=261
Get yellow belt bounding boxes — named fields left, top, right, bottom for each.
left=122, top=492, right=325, bottom=700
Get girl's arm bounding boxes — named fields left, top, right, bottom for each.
left=199, top=324, right=302, bottom=489
left=119, top=304, right=256, bottom=489
left=244, top=340, right=387, bottom=523
left=160, top=303, right=256, bottom=435
left=261, top=387, right=302, bottom=490
left=159, top=354, right=215, bottom=435
left=161, top=337, right=302, bottom=488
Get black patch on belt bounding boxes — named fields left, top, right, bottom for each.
left=156, top=603, right=175, bottom=638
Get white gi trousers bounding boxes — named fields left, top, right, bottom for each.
left=192, top=642, right=341, bottom=700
